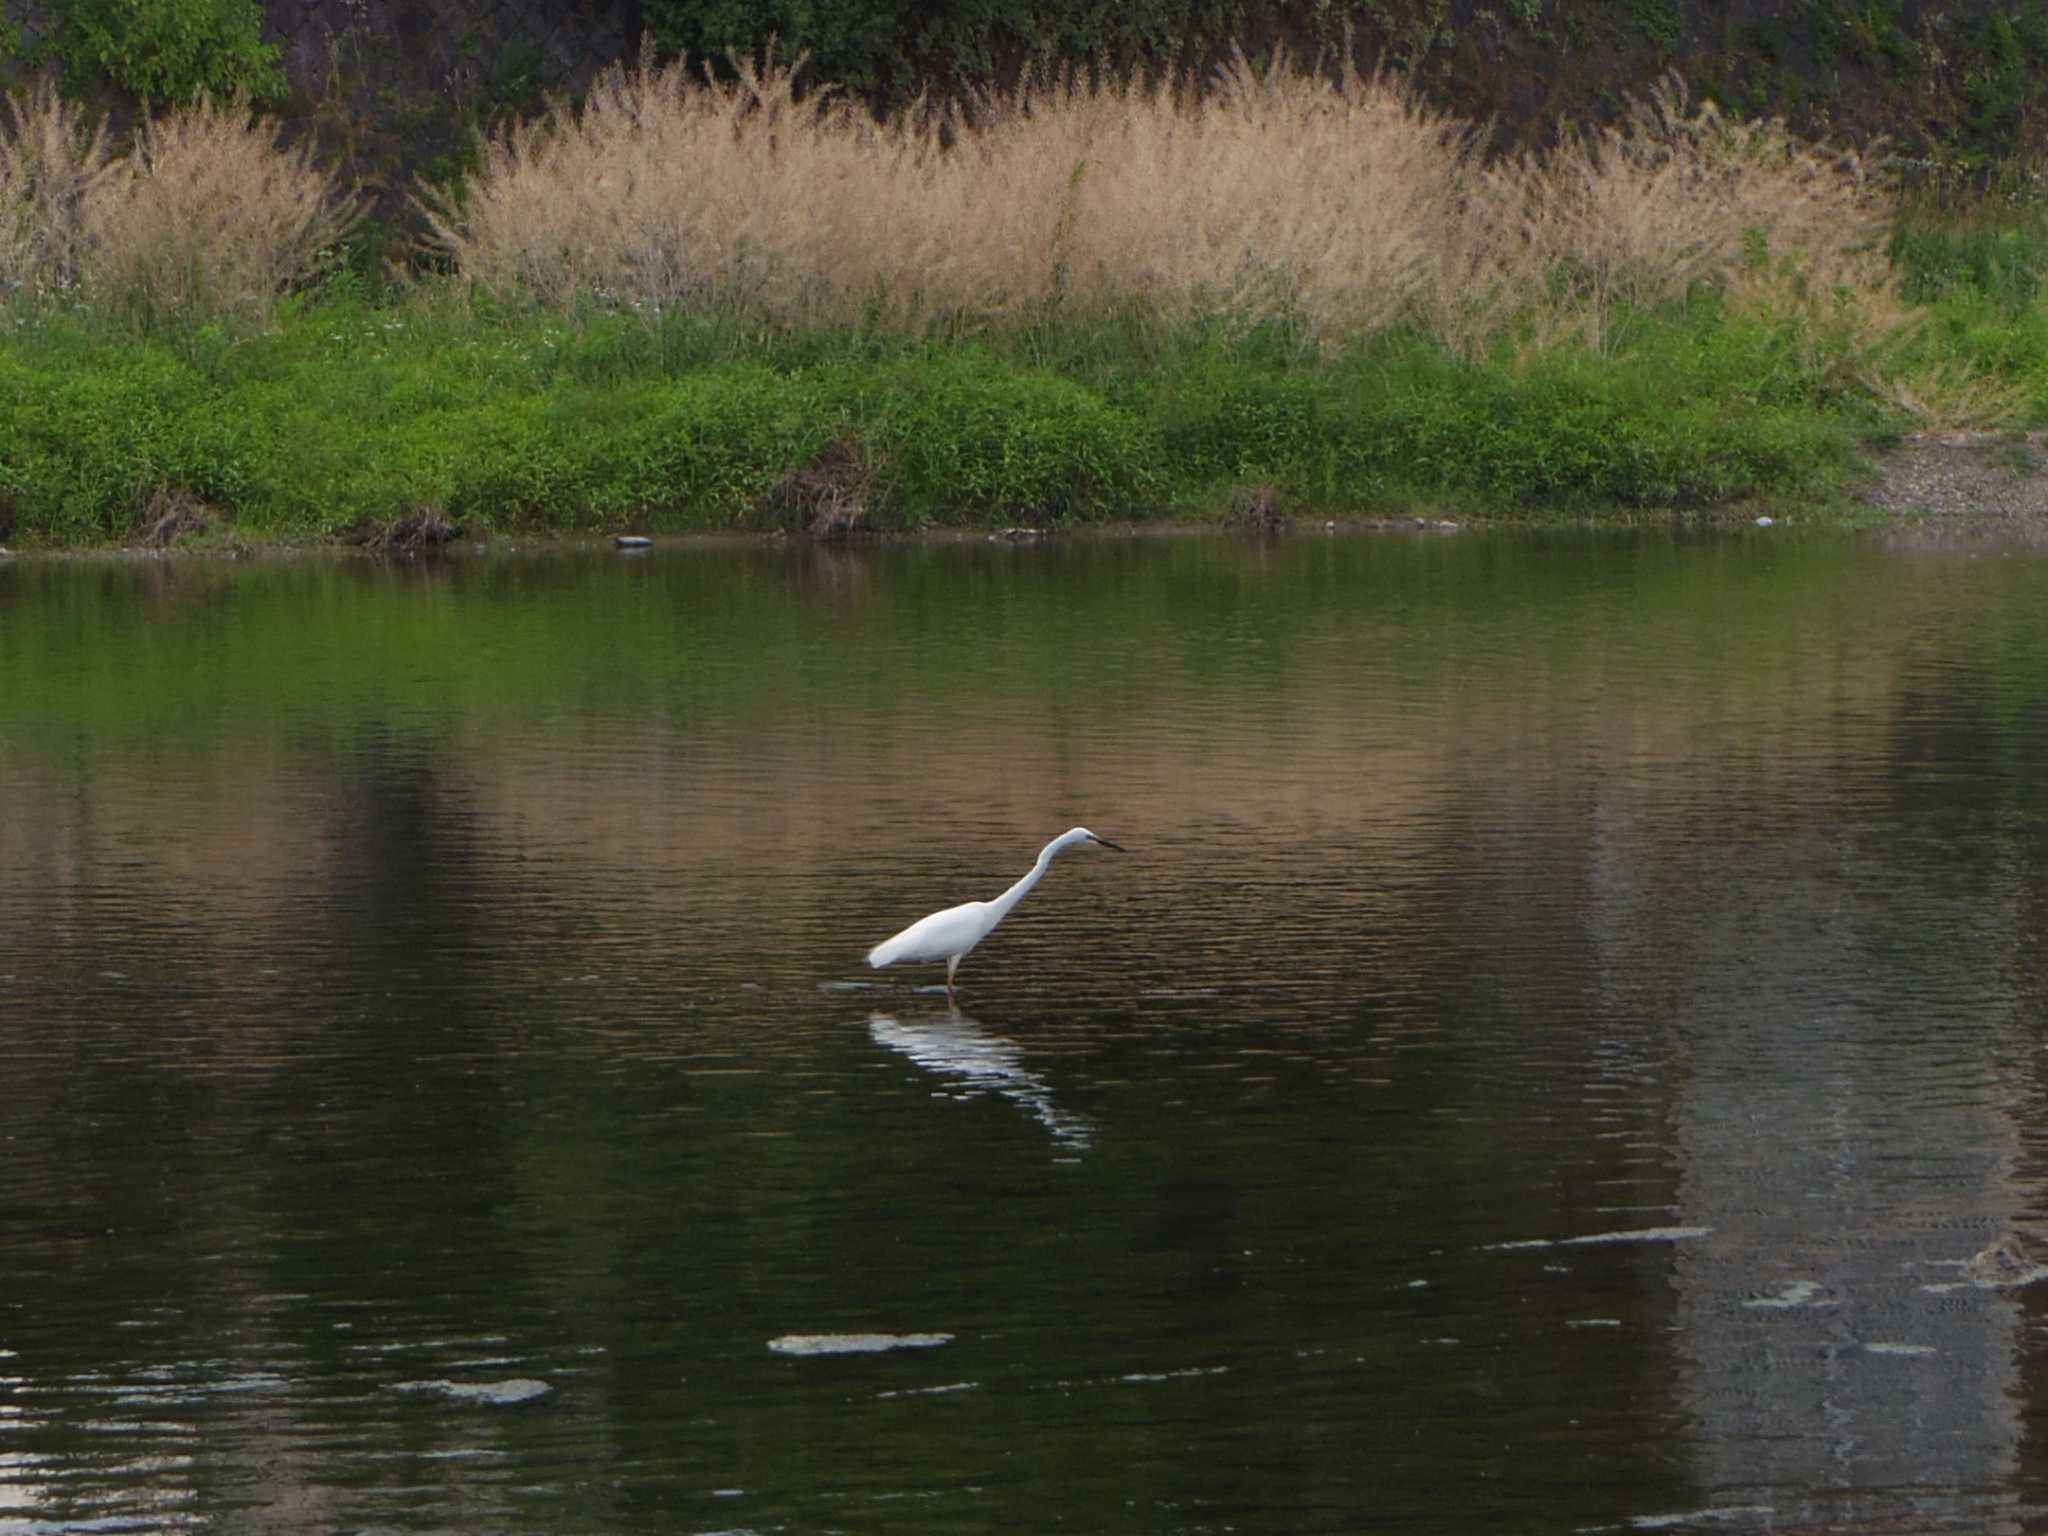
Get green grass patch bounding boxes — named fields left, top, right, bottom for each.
left=1877, top=182, right=2048, bottom=425
left=0, top=283, right=1917, bottom=547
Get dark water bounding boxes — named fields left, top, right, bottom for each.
left=6, top=531, right=2048, bottom=1534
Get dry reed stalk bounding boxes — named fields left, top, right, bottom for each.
left=428, top=49, right=1497, bottom=336
left=435, top=56, right=1894, bottom=346
left=967, top=53, right=1497, bottom=334
left=0, top=79, right=115, bottom=307
left=83, top=97, right=355, bottom=325
left=1866, top=353, right=2033, bottom=431
left=1504, top=78, right=1895, bottom=349
left=420, top=52, right=923, bottom=319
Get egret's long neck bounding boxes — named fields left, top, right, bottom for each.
left=984, top=837, right=1065, bottom=924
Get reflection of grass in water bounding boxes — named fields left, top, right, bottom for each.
left=0, top=534, right=2016, bottom=755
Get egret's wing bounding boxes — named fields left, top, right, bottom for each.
left=867, top=901, right=987, bottom=968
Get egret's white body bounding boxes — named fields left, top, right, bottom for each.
left=866, top=827, right=1124, bottom=998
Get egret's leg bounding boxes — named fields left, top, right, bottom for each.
left=946, top=954, right=961, bottom=1001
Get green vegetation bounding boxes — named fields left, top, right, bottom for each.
left=616, top=0, right=2048, bottom=179
left=1629, top=0, right=1681, bottom=57
left=53, top=0, right=286, bottom=105
left=640, top=0, right=1270, bottom=111
left=0, top=293, right=1890, bottom=546
left=1880, top=177, right=2048, bottom=424
left=4, top=49, right=2048, bottom=549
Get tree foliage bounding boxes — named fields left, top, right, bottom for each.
left=56, top=0, right=286, bottom=107
left=640, top=0, right=1263, bottom=108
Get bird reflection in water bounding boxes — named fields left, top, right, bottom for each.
left=868, top=1010, right=1092, bottom=1154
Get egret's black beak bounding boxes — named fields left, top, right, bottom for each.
left=1093, top=836, right=1126, bottom=852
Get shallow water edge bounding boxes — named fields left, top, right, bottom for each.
left=0, top=473, right=2028, bottom=566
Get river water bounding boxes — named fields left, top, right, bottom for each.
left=5, top=530, right=2048, bottom=1534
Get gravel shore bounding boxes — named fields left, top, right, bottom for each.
left=1859, top=431, right=2048, bottom=537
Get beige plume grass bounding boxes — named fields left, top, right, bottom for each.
left=2, top=82, right=353, bottom=324
left=426, top=52, right=1894, bottom=350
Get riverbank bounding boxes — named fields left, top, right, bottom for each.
left=0, top=287, right=1919, bottom=550
left=6, top=431, right=2047, bottom=554
left=5, top=63, right=2047, bottom=551
left=3, top=295, right=2041, bottom=551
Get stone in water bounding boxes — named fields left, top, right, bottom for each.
left=768, top=1332, right=953, bottom=1356
left=392, top=1377, right=552, bottom=1405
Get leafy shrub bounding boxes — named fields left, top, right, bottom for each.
left=590, top=370, right=832, bottom=523
left=0, top=292, right=1897, bottom=547
left=1325, top=326, right=1859, bottom=509
left=1153, top=364, right=1323, bottom=477
left=0, top=345, right=196, bottom=537
left=55, top=0, right=286, bottom=106
left=639, top=0, right=1261, bottom=113
left=856, top=352, right=1158, bottom=522
left=436, top=369, right=832, bottom=530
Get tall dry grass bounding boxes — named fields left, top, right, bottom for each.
left=0, top=83, right=354, bottom=323
left=0, top=79, right=114, bottom=305
left=1499, top=79, right=1897, bottom=348
left=971, top=54, right=1502, bottom=336
left=428, top=52, right=1896, bottom=349
left=3, top=59, right=1894, bottom=344
left=89, top=98, right=355, bottom=324
left=425, top=49, right=1502, bottom=338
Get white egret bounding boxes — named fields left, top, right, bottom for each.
left=866, top=827, right=1125, bottom=999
